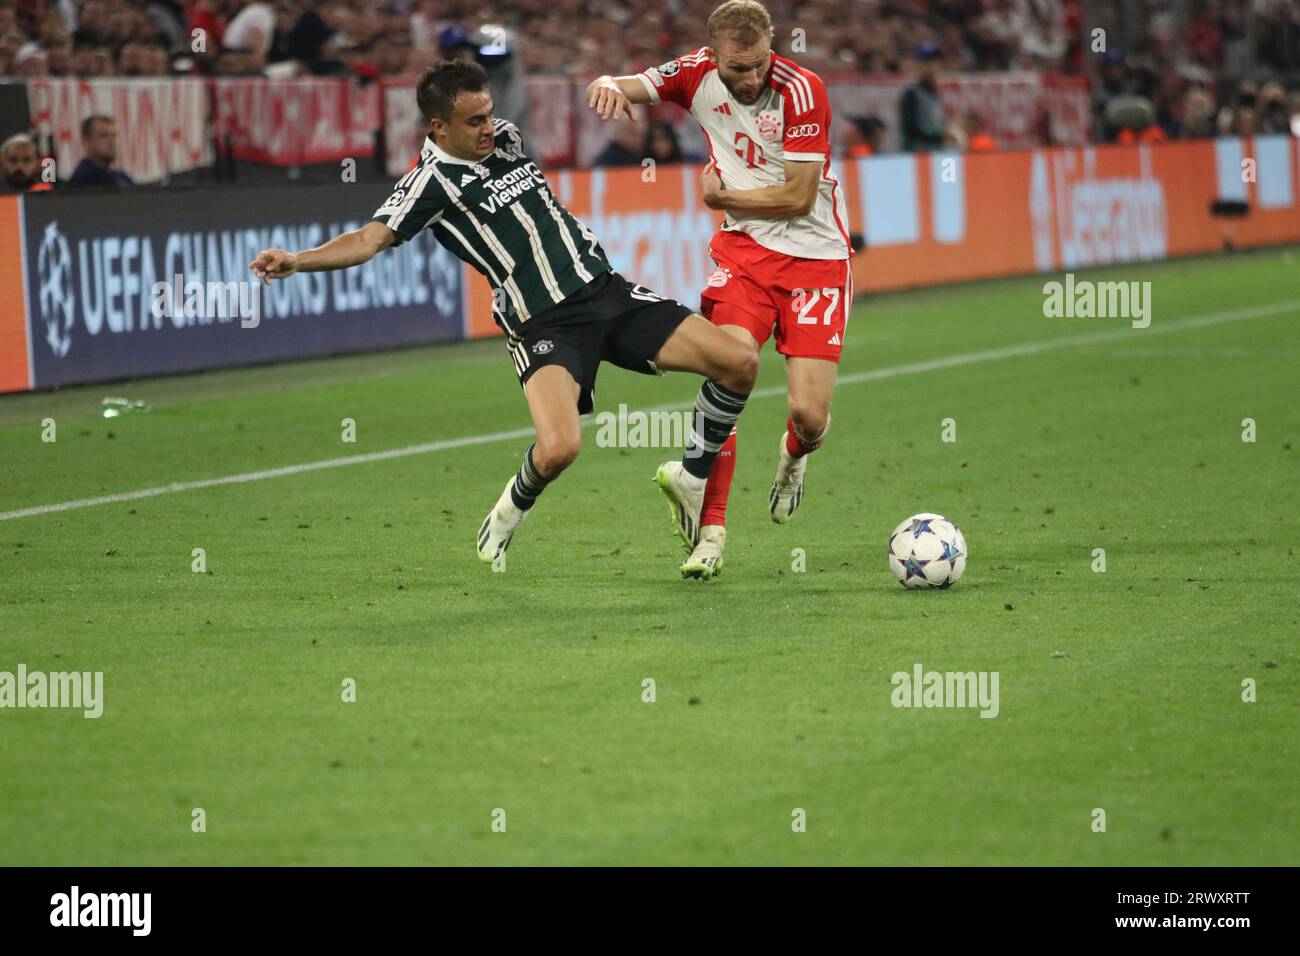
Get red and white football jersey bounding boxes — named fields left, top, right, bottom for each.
left=637, top=49, right=851, bottom=261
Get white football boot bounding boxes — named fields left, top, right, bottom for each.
left=769, top=433, right=807, bottom=523
left=477, top=479, right=529, bottom=563
left=654, top=461, right=706, bottom=550
left=681, top=524, right=726, bottom=580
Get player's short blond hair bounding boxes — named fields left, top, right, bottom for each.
left=707, top=0, right=774, bottom=50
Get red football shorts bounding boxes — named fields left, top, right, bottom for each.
left=699, top=230, right=852, bottom=362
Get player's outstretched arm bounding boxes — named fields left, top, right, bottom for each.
left=585, top=75, right=651, bottom=121
left=701, top=159, right=821, bottom=220
left=249, top=221, right=397, bottom=284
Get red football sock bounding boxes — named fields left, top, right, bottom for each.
left=785, top=416, right=823, bottom=458
left=700, top=430, right=737, bottom=527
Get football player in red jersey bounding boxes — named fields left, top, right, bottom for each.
left=586, top=0, right=853, bottom=578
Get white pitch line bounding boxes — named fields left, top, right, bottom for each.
left=3, top=297, right=1296, bottom=523
left=833, top=298, right=1300, bottom=387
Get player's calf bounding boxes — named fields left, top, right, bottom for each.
left=651, top=316, right=756, bottom=551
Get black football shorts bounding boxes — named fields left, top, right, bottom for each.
left=506, top=270, right=694, bottom=414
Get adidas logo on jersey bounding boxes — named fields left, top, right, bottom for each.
left=460, top=173, right=477, bottom=186
left=712, top=102, right=732, bottom=115
left=827, top=333, right=841, bottom=346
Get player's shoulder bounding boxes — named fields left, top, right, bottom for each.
left=642, top=47, right=716, bottom=86
left=376, top=151, right=452, bottom=226
left=492, top=118, right=527, bottom=156
left=770, top=52, right=826, bottom=87
left=769, top=52, right=828, bottom=111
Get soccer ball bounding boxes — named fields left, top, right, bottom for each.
left=887, top=513, right=967, bottom=589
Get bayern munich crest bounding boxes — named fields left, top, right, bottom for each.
left=756, top=112, right=781, bottom=143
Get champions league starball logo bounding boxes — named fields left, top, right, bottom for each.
left=36, top=220, right=75, bottom=359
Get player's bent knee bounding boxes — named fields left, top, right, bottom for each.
left=534, top=436, right=581, bottom=476
left=720, top=342, right=759, bottom=392
left=739, top=347, right=760, bottom=390
left=790, top=404, right=830, bottom=442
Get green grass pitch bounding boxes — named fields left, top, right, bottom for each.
left=1, top=248, right=1297, bottom=866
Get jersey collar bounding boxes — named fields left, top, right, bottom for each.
left=424, top=135, right=478, bottom=166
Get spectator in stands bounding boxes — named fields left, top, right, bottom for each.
left=0, top=0, right=1288, bottom=153
left=900, top=42, right=945, bottom=152
left=145, top=0, right=186, bottom=44
left=223, top=0, right=275, bottom=70
left=474, top=24, right=529, bottom=141
left=409, top=0, right=437, bottom=50
left=13, top=41, right=47, bottom=75
left=1020, top=0, right=1067, bottom=71
left=645, top=121, right=683, bottom=166
left=46, top=34, right=71, bottom=74
left=1183, top=0, right=1224, bottom=70
left=148, top=37, right=174, bottom=74
left=0, top=26, right=21, bottom=74
left=68, top=115, right=134, bottom=187
left=118, top=39, right=146, bottom=74
left=214, top=46, right=260, bottom=74
left=1180, top=85, right=1218, bottom=139
left=287, top=0, right=343, bottom=75
left=972, top=0, right=1026, bottom=70
left=592, top=108, right=646, bottom=167
left=437, top=23, right=529, bottom=142
left=70, top=37, right=112, bottom=75
left=1, top=132, right=51, bottom=192
left=187, top=0, right=227, bottom=63
left=105, top=4, right=142, bottom=49
left=1230, top=105, right=1257, bottom=136
left=1258, top=82, right=1292, bottom=135
left=1151, top=67, right=1186, bottom=137
left=1092, top=50, right=1138, bottom=131
left=1102, top=93, right=1168, bottom=144
left=1217, top=81, right=1257, bottom=135
left=842, top=116, right=884, bottom=158
left=963, top=113, right=998, bottom=152
left=437, top=28, right=478, bottom=66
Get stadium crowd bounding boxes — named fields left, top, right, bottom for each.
left=0, top=0, right=1297, bottom=80
left=0, top=0, right=1298, bottom=192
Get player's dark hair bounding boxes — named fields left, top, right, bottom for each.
left=417, top=60, right=489, bottom=123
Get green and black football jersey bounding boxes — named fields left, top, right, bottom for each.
left=372, top=120, right=612, bottom=333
